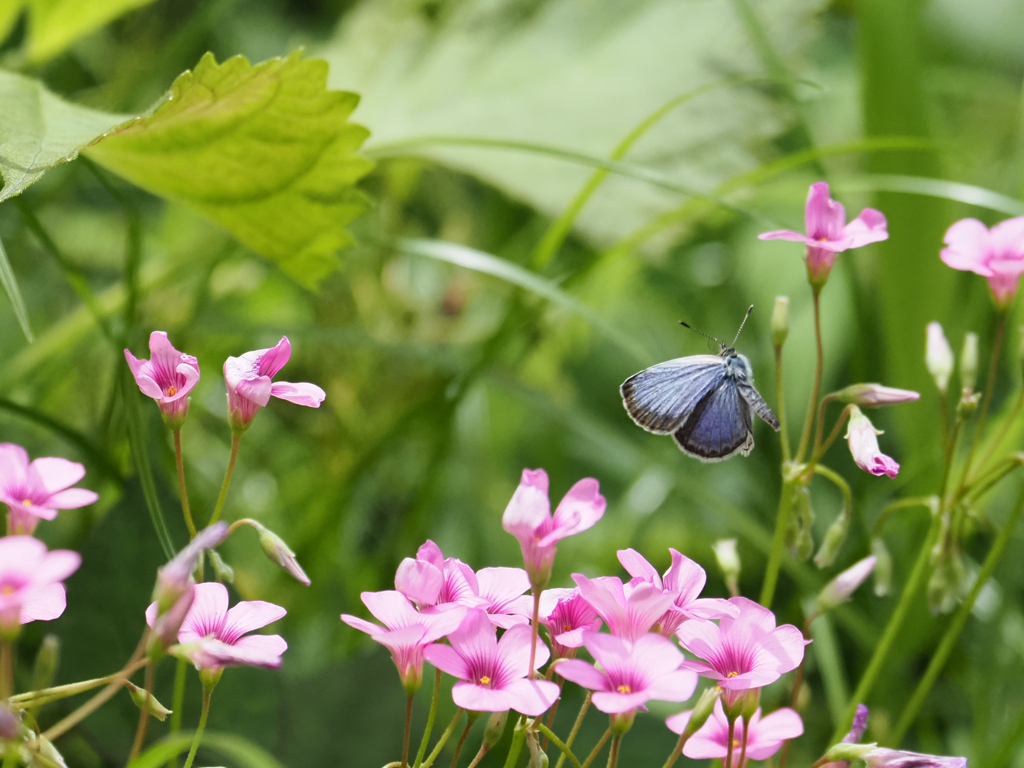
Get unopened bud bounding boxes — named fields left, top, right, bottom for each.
left=788, top=486, right=814, bottom=562
left=526, top=731, right=548, bottom=768
left=482, top=711, right=508, bottom=749
left=684, top=688, right=721, bottom=737
left=817, top=556, right=877, bottom=613
left=960, top=333, right=979, bottom=393
left=153, top=523, right=229, bottom=613
left=771, top=296, right=790, bottom=348
left=871, top=539, right=892, bottom=597
left=723, top=686, right=759, bottom=722
left=956, top=390, right=980, bottom=421
left=814, top=513, right=850, bottom=569
left=610, top=709, right=635, bottom=736
left=0, top=705, right=19, bottom=740
left=236, top=519, right=311, bottom=586
left=148, top=582, right=195, bottom=657
left=927, top=547, right=968, bottom=616
left=34, top=735, right=68, bottom=768
left=209, top=550, right=235, bottom=584
left=844, top=704, right=870, bottom=743
left=31, top=635, right=60, bottom=695
left=125, top=682, right=173, bottom=721
left=926, top=322, right=954, bottom=395
left=711, top=539, right=740, bottom=597
left=833, top=384, right=920, bottom=408
left=863, top=748, right=967, bottom=768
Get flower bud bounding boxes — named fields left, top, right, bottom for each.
left=209, top=550, right=235, bottom=584
left=863, top=747, right=966, bottom=768
left=152, top=523, right=229, bottom=613
left=787, top=486, right=814, bottom=561
left=722, top=686, right=759, bottom=722
left=816, top=556, right=877, bottom=613
left=824, top=743, right=879, bottom=763
left=711, top=539, right=740, bottom=597
left=845, top=704, right=870, bottom=743
left=482, top=711, right=508, bottom=749
left=682, top=687, right=721, bottom=737
left=148, top=582, right=195, bottom=658
left=833, top=384, right=920, bottom=407
left=610, top=709, right=635, bottom=736
left=846, top=407, right=899, bottom=478
left=31, top=635, right=60, bottom=696
left=34, top=735, right=69, bottom=768
left=960, top=333, right=979, bottom=393
left=870, top=539, right=892, bottom=597
left=956, top=390, right=980, bottom=421
left=125, top=682, right=173, bottom=721
left=814, top=512, right=850, bottom=569
left=927, top=546, right=968, bottom=616
left=771, top=296, right=790, bottom=348
left=237, top=519, right=311, bottom=586
left=0, top=705, right=20, bottom=740
left=527, top=731, right=548, bottom=768
left=926, top=322, right=954, bottom=395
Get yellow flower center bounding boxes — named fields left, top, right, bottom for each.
left=616, top=685, right=631, bottom=694
left=818, top=236, right=829, bottom=242
left=727, top=671, right=739, bottom=678
left=732, top=739, right=741, bottom=748
left=563, top=624, right=572, bottom=632
left=479, top=676, right=491, bottom=685
left=0, top=585, right=14, bottom=596
left=166, top=386, right=178, bottom=396
left=21, top=499, right=31, bottom=506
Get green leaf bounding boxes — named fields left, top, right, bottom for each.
left=87, top=51, right=374, bottom=288
left=0, top=234, right=33, bottom=341
left=20, top=0, right=157, bottom=62
left=0, top=69, right=127, bottom=203
left=126, top=731, right=286, bottom=768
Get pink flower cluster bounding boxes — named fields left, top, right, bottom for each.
left=342, top=468, right=807, bottom=762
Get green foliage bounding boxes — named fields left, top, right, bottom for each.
left=87, top=51, right=374, bottom=289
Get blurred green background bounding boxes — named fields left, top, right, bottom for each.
left=2, top=0, right=1024, bottom=765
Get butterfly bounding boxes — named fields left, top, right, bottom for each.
left=620, top=307, right=780, bottom=461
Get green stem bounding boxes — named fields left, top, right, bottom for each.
left=0, top=641, right=12, bottom=699
left=423, top=709, right=463, bottom=768
left=775, top=344, right=791, bottom=463
left=964, top=456, right=1023, bottom=503
left=535, top=724, right=583, bottom=768
left=891, top=488, right=1024, bottom=743
left=581, top=729, right=611, bottom=768
left=167, top=656, right=188, bottom=768
left=182, top=686, right=212, bottom=768
left=972, top=388, right=1024, bottom=481
left=659, top=730, right=693, bottom=768
left=449, top=719, right=473, bottom=768
left=606, top=736, right=621, bottom=768
left=209, top=434, right=241, bottom=526
left=958, top=312, right=1007, bottom=490
left=413, top=668, right=442, bottom=768
left=760, top=475, right=799, bottom=608
left=403, top=694, right=414, bottom=768
left=10, top=660, right=148, bottom=709
left=872, top=496, right=939, bottom=539
left=725, top=719, right=735, bottom=768
left=810, top=405, right=854, bottom=466
left=831, top=508, right=942, bottom=743
left=797, top=288, right=825, bottom=463
left=554, top=692, right=591, bottom=768
left=174, top=431, right=197, bottom=539
left=128, top=661, right=155, bottom=761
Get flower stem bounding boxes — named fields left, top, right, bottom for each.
left=891, top=487, right=1024, bottom=743
left=536, top=723, right=583, bottom=768
left=449, top=719, right=473, bottom=768
left=738, top=718, right=749, bottom=768
left=554, top=692, right=591, bottom=768
left=810, top=405, right=854, bottom=466
left=422, top=709, right=463, bottom=768
left=413, top=667, right=442, bottom=768
left=528, top=590, right=542, bottom=677
left=775, top=345, right=791, bottom=463
left=465, top=747, right=489, bottom=768
left=173, top=430, right=197, bottom=539
left=402, top=694, right=414, bottom=768
left=605, top=735, right=621, bottom=768
left=581, top=728, right=611, bottom=768
left=10, top=659, right=149, bottom=709
left=502, top=718, right=527, bottom=768
left=972, top=389, right=1024, bottom=481
left=959, top=312, right=1007, bottom=489
left=782, top=616, right=814, bottom=768
left=182, top=686, right=212, bottom=768
left=167, top=656, right=188, bottom=768
left=659, top=731, right=690, bottom=768
left=0, top=641, right=13, bottom=699
left=760, top=475, right=799, bottom=609
left=209, top=433, right=241, bottom=526
left=831, top=508, right=942, bottom=743
left=128, top=661, right=155, bottom=761
left=725, top=719, right=735, bottom=768
left=796, top=288, right=824, bottom=463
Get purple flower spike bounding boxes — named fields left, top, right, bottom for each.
left=423, top=610, right=559, bottom=715
left=556, top=631, right=697, bottom=715
left=0, top=536, right=81, bottom=637
left=572, top=574, right=676, bottom=643
left=223, top=337, right=325, bottom=433
left=760, top=182, right=888, bottom=287
left=671, top=700, right=803, bottom=767
left=941, top=217, right=1024, bottom=309
left=125, top=332, right=200, bottom=429
left=0, top=443, right=99, bottom=535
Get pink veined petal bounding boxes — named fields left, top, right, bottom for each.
left=580, top=630, right=632, bottom=672
left=448, top=609, right=498, bottom=663
left=169, top=362, right=201, bottom=401
left=678, top=659, right=724, bottom=679
left=362, top=591, right=422, bottom=631
left=554, top=621, right=602, bottom=649
left=180, top=583, right=229, bottom=642
left=423, top=644, right=471, bottom=680
left=45, top=488, right=99, bottom=510
left=146, top=602, right=159, bottom=629
left=19, top=504, right=58, bottom=521
left=20, top=583, right=67, bottom=623
left=419, top=606, right=467, bottom=644
left=756, top=624, right=809, bottom=674
left=451, top=682, right=512, bottom=713
left=625, top=583, right=678, bottom=641
left=684, top=597, right=738, bottom=620
left=805, top=181, right=846, bottom=241
left=476, top=567, right=530, bottom=606
left=148, top=332, right=184, bottom=380
left=123, top=348, right=146, bottom=380
left=746, top=708, right=804, bottom=759
left=488, top=613, right=529, bottom=629
left=496, top=623, right=549, bottom=678
left=541, top=478, right=605, bottom=546
left=270, top=381, right=326, bottom=408
left=32, top=550, right=81, bottom=584
left=395, top=559, right=444, bottom=607
left=645, top=669, right=699, bottom=703
left=256, top=337, right=292, bottom=378
left=842, top=208, right=888, bottom=249
left=720, top=596, right=777, bottom=636
left=941, top=219, right=993, bottom=275
left=758, top=229, right=816, bottom=244
left=989, top=215, right=1024, bottom=253
left=501, top=469, right=551, bottom=540
left=0, top=443, right=30, bottom=493
left=665, top=709, right=693, bottom=736
left=675, top=618, right=723, bottom=663
left=340, top=614, right=385, bottom=638
left=617, top=548, right=662, bottom=587
left=717, top=666, right=781, bottom=690
left=501, top=679, right=560, bottom=716
left=210, top=634, right=287, bottom=668
left=221, top=600, right=287, bottom=641
left=234, top=376, right=273, bottom=407
left=663, top=549, right=705, bottom=603
left=592, top=690, right=652, bottom=714
left=573, top=575, right=629, bottom=636
left=0, top=536, right=46, bottom=574
left=375, top=624, right=427, bottom=657
left=416, top=540, right=445, bottom=568
left=537, top=587, right=575, bottom=619
left=627, top=633, right=686, bottom=681
left=133, top=372, right=165, bottom=400
left=555, top=659, right=610, bottom=691
left=683, top=732, right=728, bottom=760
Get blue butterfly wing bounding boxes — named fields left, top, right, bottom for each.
left=673, top=378, right=754, bottom=461
left=621, top=355, right=725, bottom=434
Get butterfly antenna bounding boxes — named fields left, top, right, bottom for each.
left=679, top=320, right=724, bottom=349
left=731, top=305, right=754, bottom=347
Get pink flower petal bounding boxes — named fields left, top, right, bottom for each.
left=573, top=575, right=629, bottom=637
left=0, top=443, right=29, bottom=492
left=395, top=560, right=443, bottom=607
left=20, top=584, right=67, bottom=623
left=270, top=381, right=326, bottom=408
left=476, top=567, right=530, bottom=606
left=132, top=371, right=166, bottom=400
left=675, top=618, right=723, bottom=661
left=206, top=634, right=287, bottom=668
left=340, top=614, right=384, bottom=637
left=627, top=633, right=686, bottom=681
left=179, top=583, right=229, bottom=642
left=501, top=469, right=551, bottom=542
left=592, top=690, right=652, bottom=714
left=234, top=376, right=273, bottom=407
left=32, top=550, right=81, bottom=584
left=804, top=182, right=846, bottom=241
left=645, top=669, right=698, bottom=703
left=45, top=488, right=99, bottom=510
left=685, top=597, right=738, bottom=620
left=423, top=644, right=470, bottom=679
left=556, top=659, right=609, bottom=691
left=362, top=591, right=422, bottom=631
left=617, top=549, right=661, bottom=587
left=501, top=679, right=560, bottom=716
left=663, top=549, right=705, bottom=603
left=541, top=478, right=605, bottom=546
left=746, top=708, right=803, bottom=759
left=755, top=624, right=808, bottom=675
left=941, top=219, right=993, bottom=275
left=758, top=229, right=816, bottom=244
left=842, top=208, right=888, bottom=249
left=222, top=600, right=287, bottom=641
left=419, top=606, right=468, bottom=644
left=451, top=682, right=512, bottom=712
left=170, top=362, right=201, bottom=401
left=665, top=709, right=693, bottom=735
left=256, top=338, right=292, bottom=378
left=447, top=609, right=498, bottom=661
left=496, top=623, right=548, bottom=678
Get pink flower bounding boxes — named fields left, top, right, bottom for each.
left=0, top=536, right=81, bottom=637
left=675, top=596, right=807, bottom=692
left=556, top=631, right=697, bottom=715
left=476, top=567, right=531, bottom=628
left=817, top=556, right=877, bottom=613
left=395, top=540, right=488, bottom=611
left=864, top=748, right=967, bottom=768
left=153, top=523, right=229, bottom=612
left=759, top=182, right=888, bottom=287
left=572, top=574, right=676, bottom=643
left=342, top=590, right=466, bottom=693
left=523, top=588, right=603, bottom=657
left=845, top=407, right=899, bottom=478
left=0, top=444, right=99, bottom=535
left=941, top=217, right=1024, bottom=309
left=669, top=700, right=803, bottom=767
left=618, top=548, right=737, bottom=635
left=223, top=337, right=325, bottom=432
left=423, top=610, right=559, bottom=715
left=147, top=582, right=287, bottom=671
left=502, top=469, right=605, bottom=588
left=124, top=332, right=200, bottom=429
left=833, top=384, right=921, bottom=407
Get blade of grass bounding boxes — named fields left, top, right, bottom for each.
left=0, top=235, right=33, bottom=342
left=808, top=613, right=850, bottom=729
left=836, top=174, right=1024, bottom=216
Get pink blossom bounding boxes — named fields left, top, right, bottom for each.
left=0, top=444, right=98, bottom=535
left=833, top=384, right=920, bottom=407
left=502, top=469, right=605, bottom=588
left=476, top=567, right=531, bottom=628
left=941, top=217, right=1024, bottom=309
left=556, top=631, right=697, bottom=715
left=223, top=337, right=325, bottom=432
left=618, top=548, right=737, bottom=635
left=124, top=332, right=200, bottom=429
left=342, top=590, right=466, bottom=692
left=423, top=610, right=559, bottom=715
left=675, top=596, right=807, bottom=691
left=669, top=700, right=803, bottom=767
left=147, top=582, right=287, bottom=671
left=572, top=574, right=676, bottom=643
left=153, top=522, right=229, bottom=613
left=864, top=748, right=967, bottom=768
left=525, top=588, right=602, bottom=657
left=817, top=556, right=877, bottom=612
left=845, top=407, right=899, bottom=478
left=759, top=182, right=888, bottom=286
left=0, top=536, right=81, bottom=637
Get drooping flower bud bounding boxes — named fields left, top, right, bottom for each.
left=152, top=523, right=229, bottom=613
left=956, top=390, right=981, bottom=421
left=846, top=407, right=899, bottom=478
left=871, top=539, right=892, bottom=597
left=845, top=704, right=870, bottom=743
left=814, top=512, right=850, bottom=569
left=711, top=539, right=740, bottom=597
left=816, top=556, right=877, bottom=613
left=482, top=711, right=508, bottom=750
left=833, top=384, right=921, bottom=407
left=960, top=333, right=979, bottom=393
left=234, top=519, right=310, bottom=586
left=771, top=296, right=790, bottom=348
left=209, top=550, right=235, bottom=584
left=863, top=747, right=967, bottom=768
left=125, top=681, right=174, bottom=721
left=926, top=322, right=954, bottom=395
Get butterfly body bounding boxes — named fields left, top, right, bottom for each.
left=621, top=346, right=780, bottom=462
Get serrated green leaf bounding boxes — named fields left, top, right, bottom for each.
left=0, top=69, right=127, bottom=203
left=87, top=51, right=374, bottom=288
